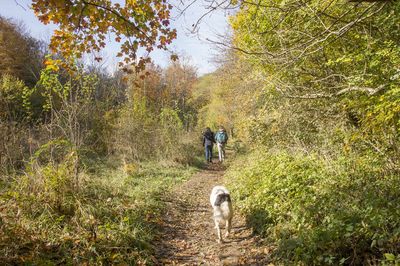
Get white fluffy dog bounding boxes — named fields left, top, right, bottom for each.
left=210, top=185, right=233, bottom=243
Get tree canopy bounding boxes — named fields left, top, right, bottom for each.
left=32, top=0, right=177, bottom=70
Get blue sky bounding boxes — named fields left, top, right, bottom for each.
left=0, top=0, right=231, bottom=75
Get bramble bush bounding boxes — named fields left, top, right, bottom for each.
left=226, top=149, right=400, bottom=265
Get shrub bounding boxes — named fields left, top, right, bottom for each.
left=226, top=150, right=400, bottom=265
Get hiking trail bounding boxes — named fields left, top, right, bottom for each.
left=153, top=162, right=271, bottom=265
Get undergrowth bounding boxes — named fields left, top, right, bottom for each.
left=0, top=158, right=197, bottom=265
left=226, top=149, right=400, bottom=265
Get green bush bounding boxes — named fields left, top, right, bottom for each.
left=0, top=74, right=28, bottom=121
left=226, top=150, right=400, bottom=265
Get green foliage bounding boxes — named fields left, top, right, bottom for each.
left=195, top=67, right=241, bottom=133
left=203, top=6, right=400, bottom=264
left=0, top=15, right=202, bottom=263
left=113, top=100, right=201, bottom=165
left=226, top=0, right=400, bottom=155
left=159, top=107, right=183, bottom=156
left=112, top=60, right=201, bottom=164
left=353, top=85, right=400, bottom=162
left=1, top=158, right=196, bottom=264
left=0, top=75, right=43, bottom=173
left=0, top=74, right=30, bottom=121
left=33, top=68, right=114, bottom=156
left=112, top=95, right=158, bottom=160
left=36, top=68, right=98, bottom=112
left=226, top=150, right=400, bottom=265
left=18, top=139, right=77, bottom=214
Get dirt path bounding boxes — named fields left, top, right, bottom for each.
left=153, top=162, right=271, bottom=265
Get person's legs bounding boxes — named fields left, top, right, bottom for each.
left=221, top=143, right=225, bottom=161
left=205, top=145, right=209, bottom=162
left=217, top=143, right=223, bottom=162
left=206, top=145, right=212, bottom=162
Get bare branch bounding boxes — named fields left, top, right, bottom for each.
left=14, top=0, right=27, bottom=11
left=206, top=38, right=275, bottom=57
left=283, top=84, right=387, bottom=99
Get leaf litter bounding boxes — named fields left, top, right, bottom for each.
left=154, top=163, right=272, bottom=265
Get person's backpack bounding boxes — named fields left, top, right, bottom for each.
left=203, top=131, right=215, bottom=146
left=216, top=131, right=227, bottom=143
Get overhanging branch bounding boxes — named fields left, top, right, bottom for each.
left=283, top=84, right=387, bottom=99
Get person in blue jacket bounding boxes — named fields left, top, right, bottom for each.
left=215, top=126, right=228, bottom=162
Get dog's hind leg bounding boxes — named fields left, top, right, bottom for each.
left=225, top=217, right=232, bottom=238
left=215, top=219, right=222, bottom=243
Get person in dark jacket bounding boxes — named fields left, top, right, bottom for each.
left=203, top=127, right=215, bottom=163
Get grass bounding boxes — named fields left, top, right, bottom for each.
left=0, top=159, right=198, bottom=265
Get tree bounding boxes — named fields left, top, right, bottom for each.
left=0, top=16, right=45, bottom=86
left=229, top=0, right=399, bottom=97
left=32, top=0, right=177, bottom=70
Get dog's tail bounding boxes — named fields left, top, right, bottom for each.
left=215, top=193, right=232, bottom=220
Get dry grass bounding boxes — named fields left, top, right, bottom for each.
left=0, top=158, right=197, bottom=265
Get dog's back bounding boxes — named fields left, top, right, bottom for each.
left=210, top=186, right=232, bottom=219
left=210, top=185, right=229, bottom=206
left=210, top=185, right=233, bottom=242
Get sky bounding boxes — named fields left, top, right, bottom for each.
left=0, top=0, right=232, bottom=75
